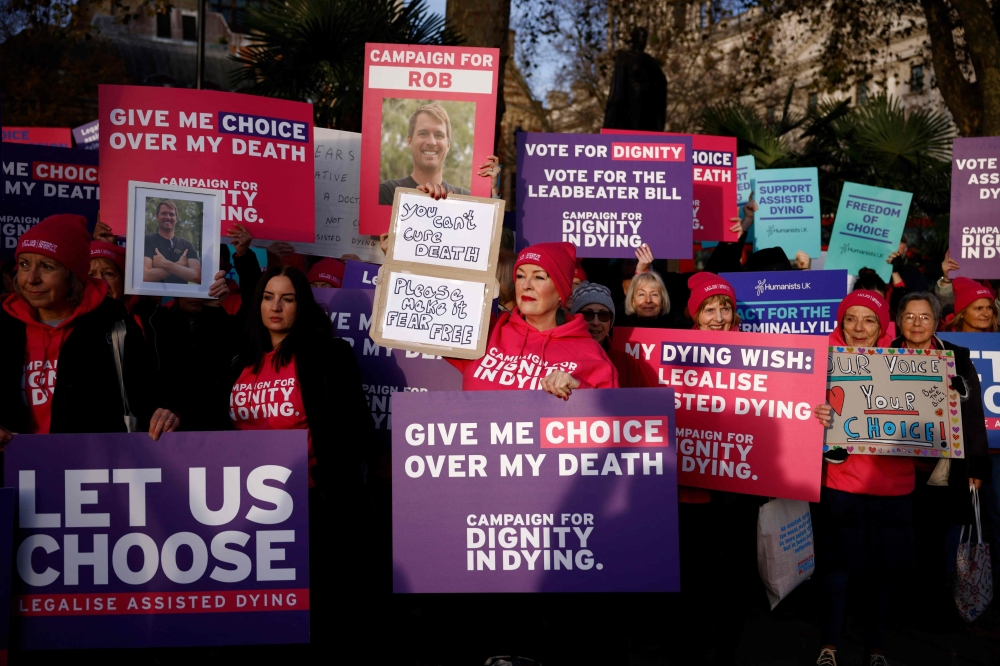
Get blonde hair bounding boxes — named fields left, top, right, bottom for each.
left=407, top=103, right=452, bottom=142
left=943, top=299, right=999, bottom=333
left=624, top=271, right=670, bottom=316
left=694, top=294, right=742, bottom=330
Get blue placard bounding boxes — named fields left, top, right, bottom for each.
left=938, top=332, right=1000, bottom=449
left=752, top=167, right=821, bottom=258
left=736, top=155, right=756, bottom=207
left=825, top=182, right=912, bottom=280
left=720, top=269, right=847, bottom=335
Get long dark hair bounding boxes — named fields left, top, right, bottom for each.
left=246, top=265, right=333, bottom=372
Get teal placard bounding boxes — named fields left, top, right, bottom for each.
left=753, top=167, right=821, bottom=258
left=825, top=182, right=912, bottom=280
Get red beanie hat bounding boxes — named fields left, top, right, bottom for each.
left=687, top=272, right=736, bottom=316
left=837, top=290, right=889, bottom=335
left=952, top=277, right=995, bottom=315
left=307, top=257, right=346, bottom=287
left=90, top=241, right=126, bottom=275
left=514, top=242, right=576, bottom=304
left=16, top=214, right=93, bottom=282
left=573, top=262, right=588, bottom=283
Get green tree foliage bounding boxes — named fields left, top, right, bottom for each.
left=379, top=99, right=476, bottom=190
left=232, top=0, right=463, bottom=130
left=700, top=91, right=954, bottom=220
left=145, top=199, right=203, bottom=254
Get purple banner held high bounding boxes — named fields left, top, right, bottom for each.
left=950, top=137, right=1000, bottom=278
left=516, top=132, right=693, bottom=258
left=392, top=388, right=679, bottom=593
left=4, top=431, right=310, bottom=650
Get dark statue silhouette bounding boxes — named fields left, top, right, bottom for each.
left=603, top=27, right=668, bottom=132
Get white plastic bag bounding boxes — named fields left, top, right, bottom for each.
left=757, top=498, right=815, bottom=610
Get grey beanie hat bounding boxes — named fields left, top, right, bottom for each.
left=570, top=281, right=616, bottom=324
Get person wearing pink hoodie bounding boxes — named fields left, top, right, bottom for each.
left=811, top=290, right=911, bottom=666
left=447, top=242, right=618, bottom=396
left=0, top=215, right=178, bottom=447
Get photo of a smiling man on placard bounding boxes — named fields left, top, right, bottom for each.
left=143, top=199, right=202, bottom=284
left=378, top=99, right=474, bottom=205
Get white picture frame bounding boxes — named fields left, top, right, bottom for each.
left=125, top=181, right=222, bottom=298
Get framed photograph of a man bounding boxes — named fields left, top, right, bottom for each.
left=125, top=181, right=222, bottom=298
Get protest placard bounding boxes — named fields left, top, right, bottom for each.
left=949, top=137, right=1000, bottom=278
left=343, top=260, right=381, bottom=289
left=824, top=347, right=965, bottom=457
left=371, top=269, right=492, bottom=359
left=825, top=182, right=912, bottom=280
left=720, top=269, right=847, bottom=335
left=98, top=85, right=314, bottom=242
left=124, top=181, right=223, bottom=298
left=392, top=388, right=678, bottom=593
left=313, top=288, right=461, bottom=448
left=753, top=167, right=821, bottom=259
left=359, top=44, right=500, bottom=235
left=517, top=132, right=694, bottom=258
left=0, top=489, right=13, bottom=663
left=601, top=129, right=738, bottom=243
left=5, top=431, right=309, bottom=650
left=72, top=120, right=99, bottom=150
left=737, top=155, right=756, bottom=207
left=281, top=128, right=381, bottom=262
left=2, top=127, right=72, bottom=147
left=611, top=328, right=828, bottom=501
left=385, top=189, right=503, bottom=272
left=0, top=143, right=99, bottom=259
left=936, top=333, right=1000, bottom=449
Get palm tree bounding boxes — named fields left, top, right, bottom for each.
left=231, top=0, right=462, bottom=130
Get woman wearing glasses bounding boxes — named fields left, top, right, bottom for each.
left=890, top=293, right=989, bottom=633
left=570, top=281, right=649, bottom=387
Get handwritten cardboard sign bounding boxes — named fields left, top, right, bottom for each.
left=386, top=190, right=502, bottom=272
left=938, top=332, right=1000, bottom=449
left=825, top=347, right=965, bottom=458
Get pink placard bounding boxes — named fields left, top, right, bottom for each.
left=601, top=129, right=738, bottom=242
left=610, top=327, right=828, bottom=501
left=98, top=85, right=314, bottom=241
left=359, top=44, right=499, bottom=235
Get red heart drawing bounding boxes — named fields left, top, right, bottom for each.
left=868, top=446, right=876, bottom=453
left=826, top=386, right=846, bottom=416
left=935, top=409, right=943, bottom=416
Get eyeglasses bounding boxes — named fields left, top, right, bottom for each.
left=579, top=311, right=612, bottom=322
left=902, top=314, right=934, bottom=324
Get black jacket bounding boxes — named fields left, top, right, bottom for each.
left=891, top=334, right=991, bottom=522
left=0, top=296, right=154, bottom=435
left=138, top=250, right=261, bottom=432
left=229, top=336, right=377, bottom=507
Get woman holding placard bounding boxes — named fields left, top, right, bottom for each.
left=813, top=290, right=910, bottom=666
left=445, top=242, right=618, bottom=397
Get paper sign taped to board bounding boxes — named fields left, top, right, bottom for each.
left=389, top=190, right=501, bottom=272
left=825, top=347, right=965, bottom=457
left=372, top=270, right=490, bottom=357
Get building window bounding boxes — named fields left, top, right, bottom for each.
left=766, top=106, right=776, bottom=122
left=156, top=11, right=171, bottom=38
left=857, top=81, right=868, bottom=105
left=808, top=92, right=819, bottom=112
left=182, top=14, right=197, bottom=41
left=911, top=65, right=925, bottom=92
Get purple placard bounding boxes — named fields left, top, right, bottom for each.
left=4, top=431, right=309, bottom=650
left=516, top=132, right=693, bottom=258
left=392, top=388, right=679, bottom=593
left=312, top=288, right=462, bottom=447
left=71, top=119, right=99, bottom=150
left=0, top=489, right=13, bottom=661
left=342, top=260, right=381, bottom=289
left=950, top=137, right=1000, bottom=278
